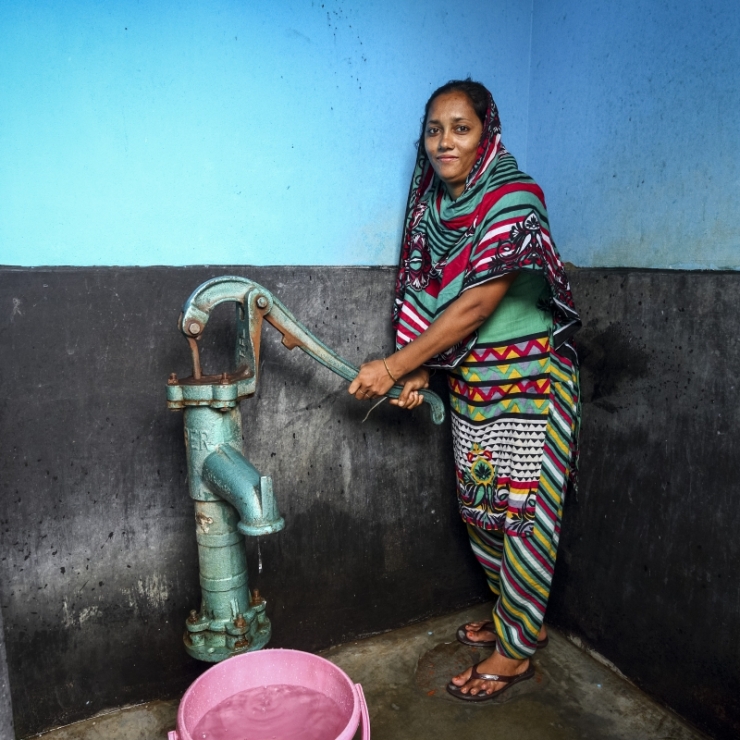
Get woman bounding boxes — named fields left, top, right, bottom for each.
left=348, top=79, right=580, bottom=702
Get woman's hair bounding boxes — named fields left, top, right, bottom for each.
left=423, top=78, right=490, bottom=127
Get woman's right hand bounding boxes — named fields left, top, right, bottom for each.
left=388, top=368, right=431, bottom=410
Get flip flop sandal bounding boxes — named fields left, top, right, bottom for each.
left=446, top=661, right=535, bottom=703
left=456, top=621, right=549, bottom=650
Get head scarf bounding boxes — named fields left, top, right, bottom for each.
left=393, top=88, right=580, bottom=368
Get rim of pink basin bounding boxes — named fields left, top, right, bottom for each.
left=174, top=648, right=362, bottom=740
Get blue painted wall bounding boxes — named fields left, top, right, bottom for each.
left=4, top=1, right=737, bottom=269
left=0, top=0, right=532, bottom=267
left=527, top=0, right=740, bottom=269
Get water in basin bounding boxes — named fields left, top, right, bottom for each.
left=192, top=683, right=346, bottom=740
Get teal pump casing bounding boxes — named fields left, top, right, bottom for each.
left=167, top=276, right=445, bottom=662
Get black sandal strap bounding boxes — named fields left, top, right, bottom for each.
left=470, top=662, right=527, bottom=684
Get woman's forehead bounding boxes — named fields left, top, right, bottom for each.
left=427, top=91, right=477, bottom=120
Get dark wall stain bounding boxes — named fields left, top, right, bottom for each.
left=578, top=322, right=650, bottom=409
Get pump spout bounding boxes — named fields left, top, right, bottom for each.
left=202, top=445, right=285, bottom=536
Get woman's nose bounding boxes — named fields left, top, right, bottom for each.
left=439, top=128, right=453, bottom=150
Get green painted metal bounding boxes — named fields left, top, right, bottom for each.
left=175, top=403, right=280, bottom=661
left=169, top=275, right=446, bottom=423
left=167, top=275, right=446, bottom=662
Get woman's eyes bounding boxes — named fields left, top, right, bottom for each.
left=426, top=125, right=471, bottom=136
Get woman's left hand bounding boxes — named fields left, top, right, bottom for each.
left=388, top=367, right=429, bottom=410
left=348, top=359, right=396, bottom=400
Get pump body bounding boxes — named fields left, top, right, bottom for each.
left=177, top=405, right=282, bottom=661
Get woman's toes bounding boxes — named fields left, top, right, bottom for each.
left=451, top=668, right=472, bottom=687
left=465, top=622, right=495, bottom=641
left=469, top=681, right=491, bottom=696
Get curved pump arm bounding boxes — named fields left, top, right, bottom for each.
left=174, top=275, right=445, bottom=424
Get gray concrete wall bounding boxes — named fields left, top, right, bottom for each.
left=0, top=267, right=483, bottom=737
left=549, top=269, right=740, bottom=740
left=0, top=266, right=737, bottom=738
left=0, top=606, right=15, bottom=739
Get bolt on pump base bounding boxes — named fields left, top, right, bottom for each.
left=167, top=276, right=445, bottom=662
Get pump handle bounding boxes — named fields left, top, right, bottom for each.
left=179, top=276, right=445, bottom=425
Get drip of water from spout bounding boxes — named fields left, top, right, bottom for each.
left=257, top=539, right=263, bottom=574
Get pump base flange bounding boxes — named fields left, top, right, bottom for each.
left=184, top=620, right=272, bottom=663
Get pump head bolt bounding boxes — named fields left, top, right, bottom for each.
left=256, top=296, right=269, bottom=308
left=187, top=609, right=199, bottom=624
left=168, top=373, right=178, bottom=385
left=250, top=589, right=264, bottom=606
left=188, top=322, right=201, bottom=335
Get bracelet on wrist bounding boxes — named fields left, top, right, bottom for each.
left=382, top=357, right=399, bottom=383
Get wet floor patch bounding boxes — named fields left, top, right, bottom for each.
left=324, top=605, right=708, bottom=740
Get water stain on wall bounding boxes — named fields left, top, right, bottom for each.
left=578, top=321, right=650, bottom=412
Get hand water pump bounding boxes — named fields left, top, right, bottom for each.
left=167, top=275, right=445, bottom=661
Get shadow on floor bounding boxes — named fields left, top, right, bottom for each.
left=33, top=604, right=707, bottom=740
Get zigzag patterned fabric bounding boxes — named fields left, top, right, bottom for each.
left=391, top=87, right=580, bottom=549
left=449, top=332, right=578, bottom=538
left=463, top=343, right=576, bottom=656
left=393, top=89, right=580, bottom=369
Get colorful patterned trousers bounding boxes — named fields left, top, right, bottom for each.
left=466, top=518, right=560, bottom=659
left=454, top=337, right=578, bottom=659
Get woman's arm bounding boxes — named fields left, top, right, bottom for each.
left=348, top=272, right=518, bottom=405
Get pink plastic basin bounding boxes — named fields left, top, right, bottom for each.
left=169, top=648, right=370, bottom=740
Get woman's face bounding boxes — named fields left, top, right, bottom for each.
left=424, top=91, right=484, bottom=200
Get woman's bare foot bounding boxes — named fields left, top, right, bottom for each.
left=450, top=649, right=531, bottom=696
left=462, top=621, right=547, bottom=645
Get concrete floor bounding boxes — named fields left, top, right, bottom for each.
left=32, top=604, right=707, bottom=740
